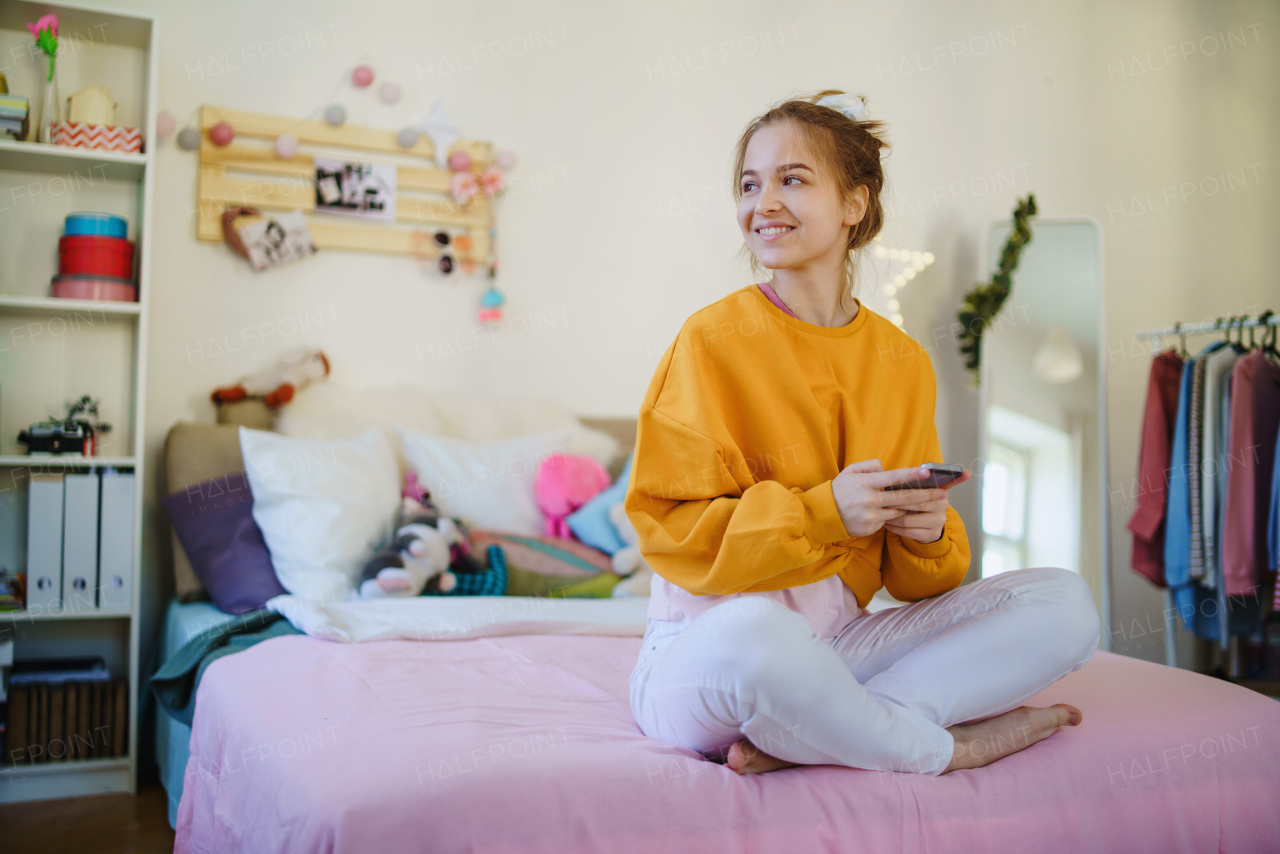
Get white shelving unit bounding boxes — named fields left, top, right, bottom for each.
left=0, top=0, right=156, bottom=802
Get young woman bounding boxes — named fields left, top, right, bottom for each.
left=624, top=90, right=1101, bottom=776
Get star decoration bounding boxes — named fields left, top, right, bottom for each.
left=870, top=235, right=935, bottom=328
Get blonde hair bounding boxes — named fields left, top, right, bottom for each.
left=731, top=89, right=891, bottom=315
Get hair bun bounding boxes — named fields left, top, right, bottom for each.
left=816, top=92, right=867, bottom=121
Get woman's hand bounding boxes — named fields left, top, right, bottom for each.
left=832, top=459, right=971, bottom=542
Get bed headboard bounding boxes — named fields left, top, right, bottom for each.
left=162, top=399, right=638, bottom=602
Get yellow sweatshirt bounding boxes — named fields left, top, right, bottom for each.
left=624, top=284, right=971, bottom=609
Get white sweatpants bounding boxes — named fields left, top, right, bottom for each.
left=629, top=566, right=1101, bottom=776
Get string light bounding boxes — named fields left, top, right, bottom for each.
left=869, top=235, right=936, bottom=329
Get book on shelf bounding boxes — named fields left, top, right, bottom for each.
left=9, top=656, right=110, bottom=686
left=0, top=100, right=29, bottom=141
left=0, top=574, right=22, bottom=611
left=4, top=675, right=128, bottom=764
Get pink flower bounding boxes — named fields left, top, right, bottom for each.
left=450, top=171, right=478, bottom=204
left=27, top=13, right=57, bottom=40
left=479, top=168, right=505, bottom=196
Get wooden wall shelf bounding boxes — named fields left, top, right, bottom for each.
left=195, top=105, right=495, bottom=263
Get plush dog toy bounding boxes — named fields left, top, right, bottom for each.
left=356, top=476, right=487, bottom=599
left=211, top=347, right=330, bottom=408
left=607, top=502, right=654, bottom=598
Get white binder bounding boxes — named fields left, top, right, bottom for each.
left=26, top=472, right=65, bottom=611
left=97, top=469, right=135, bottom=611
left=61, top=471, right=100, bottom=613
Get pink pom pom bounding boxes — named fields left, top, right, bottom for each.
left=352, top=65, right=374, bottom=88
left=448, top=150, right=473, bottom=172
left=274, top=133, right=299, bottom=159
left=495, top=149, right=517, bottom=171
left=209, top=121, right=235, bottom=146
left=379, top=82, right=402, bottom=104
left=156, top=110, right=176, bottom=138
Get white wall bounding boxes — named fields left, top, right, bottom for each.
left=47, top=0, right=1274, bottom=681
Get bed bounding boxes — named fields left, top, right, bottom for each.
left=152, top=393, right=1280, bottom=853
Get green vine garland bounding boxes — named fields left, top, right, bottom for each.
left=957, top=193, right=1037, bottom=385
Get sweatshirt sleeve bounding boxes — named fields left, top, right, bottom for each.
left=879, top=355, right=971, bottom=601
left=624, top=404, right=851, bottom=596
left=881, top=504, right=971, bottom=601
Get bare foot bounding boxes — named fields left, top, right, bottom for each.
left=725, top=738, right=802, bottom=775
left=942, top=703, right=1082, bottom=773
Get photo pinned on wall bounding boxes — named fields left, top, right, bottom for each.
left=238, top=210, right=318, bottom=271
left=313, top=156, right=397, bottom=222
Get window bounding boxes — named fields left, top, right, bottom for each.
left=983, top=440, right=1029, bottom=577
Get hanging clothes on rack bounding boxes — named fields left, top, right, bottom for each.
left=1164, top=340, right=1224, bottom=628
left=1222, top=348, right=1280, bottom=598
left=1158, top=326, right=1280, bottom=641
left=1270, top=425, right=1280, bottom=608
left=1191, top=348, right=1259, bottom=649
left=1132, top=312, right=1280, bottom=667
left=1199, top=341, right=1244, bottom=590
left=1127, top=348, right=1184, bottom=586
left=1185, top=341, right=1224, bottom=584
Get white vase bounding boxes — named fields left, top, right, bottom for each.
left=36, top=69, right=59, bottom=143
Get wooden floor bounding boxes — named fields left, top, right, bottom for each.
left=0, top=766, right=175, bottom=853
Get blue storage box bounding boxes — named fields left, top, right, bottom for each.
left=65, top=212, right=127, bottom=238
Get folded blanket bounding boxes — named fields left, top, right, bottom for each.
left=266, top=593, right=648, bottom=642
left=150, top=596, right=651, bottom=725
left=149, top=608, right=301, bottom=726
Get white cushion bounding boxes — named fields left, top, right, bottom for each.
left=240, top=426, right=400, bottom=603
left=396, top=427, right=573, bottom=536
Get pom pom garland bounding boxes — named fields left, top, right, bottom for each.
left=397, top=126, right=420, bottom=148
left=156, top=110, right=176, bottom=138
left=177, top=126, right=201, bottom=150
left=274, top=133, right=299, bottom=159
left=209, top=121, right=235, bottom=146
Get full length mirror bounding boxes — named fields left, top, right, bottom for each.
left=979, top=218, right=1109, bottom=644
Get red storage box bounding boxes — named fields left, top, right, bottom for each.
left=59, top=234, right=135, bottom=279
left=51, top=275, right=138, bottom=302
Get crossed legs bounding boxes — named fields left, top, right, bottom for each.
left=631, top=567, right=1101, bottom=776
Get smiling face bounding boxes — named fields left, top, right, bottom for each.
left=736, top=121, right=868, bottom=279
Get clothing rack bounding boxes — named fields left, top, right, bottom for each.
left=1135, top=310, right=1279, bottom=668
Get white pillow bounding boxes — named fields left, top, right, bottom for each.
left=240, top=426, right=400, bottom=603
left=396, top=427, right=573, bottom=536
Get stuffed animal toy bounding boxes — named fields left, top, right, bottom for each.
left=607, top=502, right=654, bottom=598
left=356, top=510, right=456, bottom=600
left=356, top=474, right=488, bottom=599
left=535, top=453, right=611, bottom=539
left=211, top=347, right=330, bottom=408
left=402, top=469, right=428, bottom=504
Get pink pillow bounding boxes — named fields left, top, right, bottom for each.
left=535, top=454, right=610, bottom=539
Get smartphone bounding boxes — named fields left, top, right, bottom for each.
left=883, top=463, right=966, bottom=491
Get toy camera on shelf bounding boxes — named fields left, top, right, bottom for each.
left=17, top=395, right=112, bottom=456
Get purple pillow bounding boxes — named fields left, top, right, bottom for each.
left=161, top=470, right=286, bottom=614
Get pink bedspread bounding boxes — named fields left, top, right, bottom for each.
left=176, top=637, right=1280, bottom=853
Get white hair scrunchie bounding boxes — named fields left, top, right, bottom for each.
left=816, top=93, right=867, bottom=121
